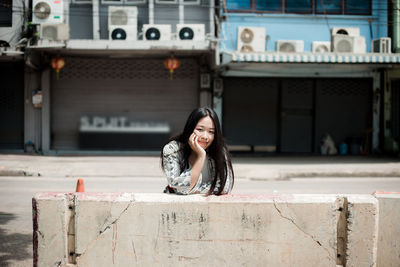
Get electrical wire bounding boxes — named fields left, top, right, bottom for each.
left=319, top=0, right=332, bottom=35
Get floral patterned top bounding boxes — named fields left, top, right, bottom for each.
left=162, top=140, right=233, bottom=195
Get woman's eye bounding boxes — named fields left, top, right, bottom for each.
left=196, top=128, right=203, bottom=132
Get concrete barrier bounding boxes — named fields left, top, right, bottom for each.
left=374, top=192, right=400, bottom=267
left=33, top=193, right=381, bottom=267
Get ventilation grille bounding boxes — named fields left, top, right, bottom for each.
left=320, top=79, right=369, bottom=96
left=110, top=10, right=128, bottom=25
left=57, top=58, right=197, bottom=80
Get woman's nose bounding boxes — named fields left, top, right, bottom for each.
left=200, top=132, right=208, bottom=140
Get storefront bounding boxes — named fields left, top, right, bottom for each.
left=50, top=56, right=200, bottom=151
left=216, top=51, right=399, bottom=154
left=0, top=60, right=24, bottom=150
left=222, top=77, right=371, bottom=153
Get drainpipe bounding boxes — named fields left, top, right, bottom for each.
left=179, top=0, right=184, bottom=25
left=394, top=0, right=400, bottom=53
left=92, top=0, right=100, bottom=40
left=149, top=0, right=154, bottom=25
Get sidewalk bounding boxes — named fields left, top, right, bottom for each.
left=1, top=154, right=400, bottom=180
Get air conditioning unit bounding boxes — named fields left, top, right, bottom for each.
left=237, top=26, right=265, bottom=53
left=108, top=6, right=138, bottom=40
left=142, top=24, right=171, bottom=41
left=331, top=27, right=360, bottom=37
left=312, top=41, right=331, bottom=53
left=39, top=23, right=69, bottom=41
left=32, top=0, right=63, bottom=24
left=276, top=40, right=304, bottom=53
left=372, top=37, right=391, bottom=53
left=332, top=35, right=366, bottom=53
left=176, top=24, right=205, bottom=41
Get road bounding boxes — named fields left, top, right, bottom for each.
left=1, top=176, right=400, bottom=266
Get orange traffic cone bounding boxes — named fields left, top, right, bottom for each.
left=76, top=178, right=85, bottom=192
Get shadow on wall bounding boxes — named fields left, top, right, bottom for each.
left=0, top=212, right=32, bottom=267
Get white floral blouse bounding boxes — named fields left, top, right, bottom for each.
left=162, top=140, right=233, bottom=195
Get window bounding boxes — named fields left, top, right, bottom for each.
left=345, top=0, right=370, bottom=15
left=226, top=0, right=371, bottom=15
left=257, top=0, right=281, bottom=12
left=155, top=0, right=178, bottom=3
left=226, top=0, right=250, bottom=11
left=0, top=0, right=12, bottom=27
left=315, top=0, right=341, bottom=14
left=286, top=0, right=312, bottom=14
left=182, top=0, right=200, bottom=5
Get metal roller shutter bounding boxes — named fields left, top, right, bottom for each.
left=0, top=62, right=24, bottom=149
left=223, top=78, right=279, bottom=150
left=51, top=57, right=199, bottom=150
left=315, top=78, right=371, bottom=152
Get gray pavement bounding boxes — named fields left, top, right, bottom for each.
left=1, top=153, right=400, bottom=180
left=1, top=153, right=400, bottom=267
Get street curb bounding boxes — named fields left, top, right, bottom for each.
left=1, top=169, right=399, bottom=180
left=0, top=169, right=39, bottom=177
left=248, top=171, right=400, bottom=181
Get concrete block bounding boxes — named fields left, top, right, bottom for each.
left=346, top=195, right=379, bottom=267
left=374, top=193, right=400, bottom=267
left=32, top=193, right=71, bottom=267
left=75, top=193, right=339, bottom=266
left=74, top=193, right=134, bottom=256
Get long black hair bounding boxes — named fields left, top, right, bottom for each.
left=161, top=107, right=234, bottom=195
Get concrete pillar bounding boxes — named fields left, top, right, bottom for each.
left=346, top=195, right=379, bottom=267
left=32, top=193, right=72, bottom=267
left=41, top=69, right=51, bottom=153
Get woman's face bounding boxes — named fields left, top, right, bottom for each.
left=193, top=116, right=215, bottom=150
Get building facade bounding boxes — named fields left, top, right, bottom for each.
left=216, top=0, right=400, bottom=154
left=1, top=0, right=217, bottom=153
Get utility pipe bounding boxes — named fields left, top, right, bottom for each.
left=149, top=0, right=154, bottom=25
left=394, top=0, right=400, bottom=53
left=92, top=0, right=100, bottom=40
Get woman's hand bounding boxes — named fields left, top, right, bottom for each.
left=189, top=133, right=206, bottom=157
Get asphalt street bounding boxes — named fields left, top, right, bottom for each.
left=2, top=176, right=400, bottom=267
left=1, top=153, right=400, bottom=266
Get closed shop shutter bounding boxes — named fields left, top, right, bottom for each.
left=391, top=80, right=400, bottom=140
left=223, top=77, right=371, bottom=154
left=315, top=78, right=372, bottom=152
left=51, top=57, right=199, bottom=150
left=280, top=79, right=313, bottom=153
left=223, top=78, right=279, bottom=150
left=0, top=62, right=24, bottom=149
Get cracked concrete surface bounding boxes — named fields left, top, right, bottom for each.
left=272, top=200, right=336, bottom=263
left=74, top=193, right=135, bottom=256
left=33, top=193, right=381, bottom=266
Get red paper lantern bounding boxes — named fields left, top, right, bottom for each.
left=50, top=56, right=65, bottom=79
left=164, top=56, right=180, bottom=80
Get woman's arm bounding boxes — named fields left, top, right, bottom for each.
left=162, top=141, right=203, bottom=194
left=187, top=133, right=207, bottom=191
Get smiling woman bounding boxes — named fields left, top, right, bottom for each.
left=160, top=107, right=234, bottom=195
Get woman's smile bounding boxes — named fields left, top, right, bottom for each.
left=198, top=140, right=209, bottom=148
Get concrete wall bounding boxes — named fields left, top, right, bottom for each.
left=33, top=193, right=392, bottom=266
left=220, top=0, right=388, bottom=52
left=374, top=192, right=400, bottom=267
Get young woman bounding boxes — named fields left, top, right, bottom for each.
left=161, top=107, right=234, bottom=195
